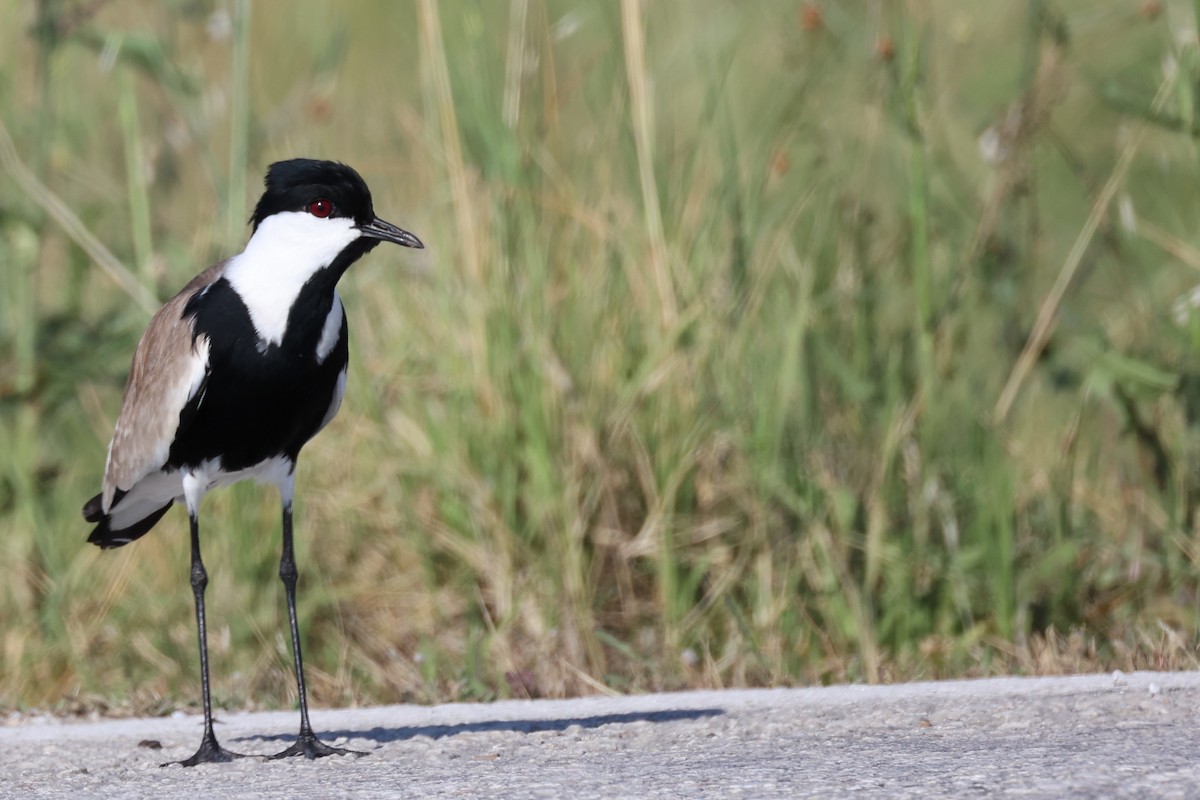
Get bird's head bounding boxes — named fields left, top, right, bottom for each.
left=249, top=159, right=424, bottom=257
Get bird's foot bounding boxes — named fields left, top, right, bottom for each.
left=165, top=733, right=249, bottom=767
left=268, top=731, right=365, bottom=760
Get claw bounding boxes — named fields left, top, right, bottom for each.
left=268, top=731, right=365, bottom=760
left=165, top=733, right=250, bottom=767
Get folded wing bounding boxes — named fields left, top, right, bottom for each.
left=84, top=262, right=227, bottom=547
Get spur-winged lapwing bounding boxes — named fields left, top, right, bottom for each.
left=83, top=159, right=423, bottom=766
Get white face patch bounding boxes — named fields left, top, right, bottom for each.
left=315, top=293, right=344, bottom=364
left=224, top=211, right=361, bottom=347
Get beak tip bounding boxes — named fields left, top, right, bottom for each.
left=361, top=217, right=425, bottom=250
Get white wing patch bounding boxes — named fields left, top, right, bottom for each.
left=319, top=367, right=348, bottom=432
left=316, top=293, right=344, bottom=364
left=224, top=211, right=361, bottom=347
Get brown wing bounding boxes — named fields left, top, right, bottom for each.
left=100, top=261, right=228, bottom=512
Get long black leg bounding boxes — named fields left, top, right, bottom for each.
left=269, top=502, right=363, bottom=759
left=168, top=512, right=246, bottom=767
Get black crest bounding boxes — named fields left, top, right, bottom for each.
left=250, top=159, right=376, bottom=230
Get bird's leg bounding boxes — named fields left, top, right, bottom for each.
left=269, top=502, right=364, bottom=759
left=167, top=512, right=247, bottom=767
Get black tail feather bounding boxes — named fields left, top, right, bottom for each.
left=82, top=492, right=108, bottom=523
left=83, top=491, right=174, bottom=549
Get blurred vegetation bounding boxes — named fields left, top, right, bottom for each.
left=4, top=0, right=1200, bottom=716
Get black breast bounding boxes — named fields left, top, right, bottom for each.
left=167, top=277, right=349, bottom=472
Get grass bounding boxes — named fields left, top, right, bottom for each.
left=3, top=0, right=1200, bottom=716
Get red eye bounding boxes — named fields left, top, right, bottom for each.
left=308, top=198, right=333, bottom=218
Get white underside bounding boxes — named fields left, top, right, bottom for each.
left=106, top=455, right=297, bottom=537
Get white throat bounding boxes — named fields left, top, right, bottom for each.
left=224, top=211, right=361, bottom=347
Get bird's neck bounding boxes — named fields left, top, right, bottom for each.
left=223, top=212, right=365, bottom=349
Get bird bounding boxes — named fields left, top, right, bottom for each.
left=82, top=159, right=423, bottom=766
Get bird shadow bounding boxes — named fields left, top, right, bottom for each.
left=233, top=707, right=725, bottom=745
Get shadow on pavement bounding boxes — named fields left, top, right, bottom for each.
left=233, top=708, right=726, bottom=744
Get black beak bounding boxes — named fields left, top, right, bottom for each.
left=359, top=217, right=424, bottom=249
